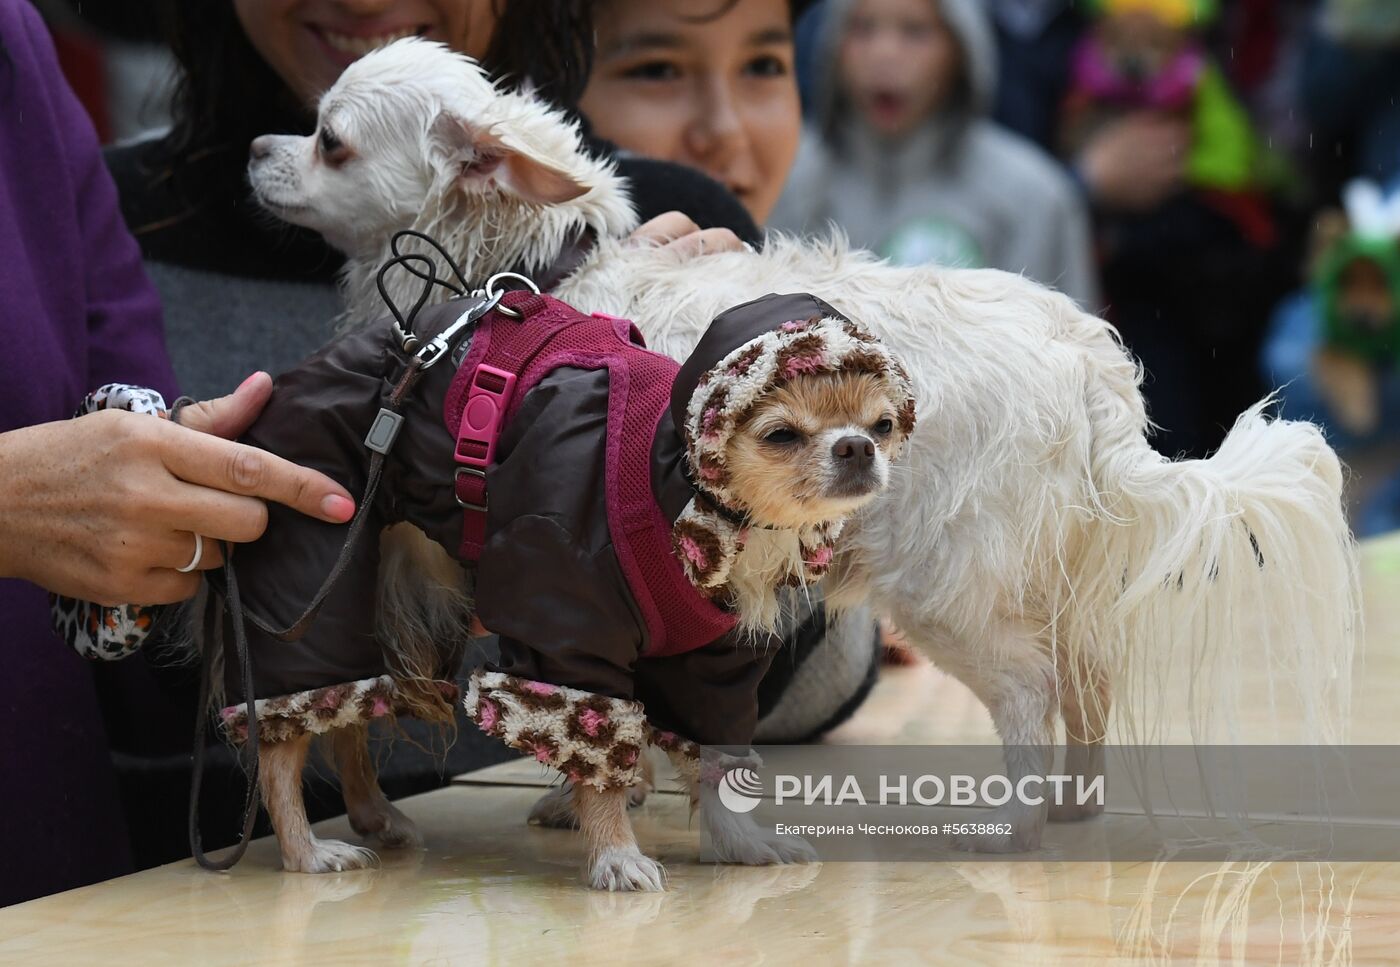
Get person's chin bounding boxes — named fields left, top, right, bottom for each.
left=860, top=109, right=917, bottom=141
left=731, top=186, right=768, bottom=224
left=270, top=46, right=343, bottom=105
left=292, top=37, right=355, bottom=98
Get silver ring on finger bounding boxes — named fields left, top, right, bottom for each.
left=177, top=533, right=204, bottom=573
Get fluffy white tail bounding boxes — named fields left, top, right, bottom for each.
left=1068, top=399, right=1360, bottom=745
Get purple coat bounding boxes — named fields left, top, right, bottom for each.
left=0, top=0, right=176, bottom=906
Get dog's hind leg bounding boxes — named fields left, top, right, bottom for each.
left=528, top=782, right=579, bottom=828
left=629, top=752, right=655, bottom=807
left=1051, top=652, right=1110, bottom=822
left=328, top=723, right=423, bottom=849
left=259, top=732, right=377, bottom=873
left=574, top=783, right=666, bottom=892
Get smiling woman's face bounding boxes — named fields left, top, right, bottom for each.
left=232, top=0, right=499, bottom=107
left=580, top=0, right=802, bottom=224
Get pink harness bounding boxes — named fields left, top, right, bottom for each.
left=443, top=291, right=736, bottom=658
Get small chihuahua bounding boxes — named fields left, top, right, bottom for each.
left=190, top=282, right=914, bottom=890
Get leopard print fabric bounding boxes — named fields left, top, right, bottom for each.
left=219, top=675, right=462, bottom=744
left=464, top=669, right=767, bottom=791
left=465, top=669, right=651, bottom=791
left=49, top=384, right=171, bottom=661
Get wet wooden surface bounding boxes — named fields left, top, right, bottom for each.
left=3, top=534, right=1397, bottom=965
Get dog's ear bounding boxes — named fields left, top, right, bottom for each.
left=432, top=114, right=588, bottom=205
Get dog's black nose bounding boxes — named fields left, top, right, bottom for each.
left=832, top=435, right=875, bottom=462
left=249, top=136, right=273, bottom=161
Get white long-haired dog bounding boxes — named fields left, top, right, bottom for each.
left=249, top=39, right=1359, bottom=853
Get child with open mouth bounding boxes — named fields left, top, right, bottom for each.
left=770, top=0, right=1099, bottom=310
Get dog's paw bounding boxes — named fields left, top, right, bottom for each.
left=528, top=785, right=579, bottom=829
left=587, top=846, right=667, bottom=892
left=706, top=813, right=817, bottom=866
left=283, top=837, right=378, bottom=874
left=350, top=800, right=423, bottom=849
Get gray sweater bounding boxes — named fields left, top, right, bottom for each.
left=770, top=0, right=1100, bottom=310
left=146, top=262, right=341, bottom=401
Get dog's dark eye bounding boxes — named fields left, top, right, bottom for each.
left=319, top=127, right=348, bottom=164
left=873, top=418, right=894, bottom=436
left=764, top=428, right=801, bottom=445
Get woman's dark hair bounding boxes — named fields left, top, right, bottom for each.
left=151, top=1, right=593, bottom=215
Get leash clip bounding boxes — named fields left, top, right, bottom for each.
left=414, top=292, right=500, bottom=369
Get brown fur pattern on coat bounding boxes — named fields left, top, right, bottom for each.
left=220, top=675, right=460, bottom=744
left=464, top=670, right=653, bottom=790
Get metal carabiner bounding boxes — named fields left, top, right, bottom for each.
left=413, top=291, right=501, bottom=370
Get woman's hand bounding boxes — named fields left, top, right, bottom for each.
left=628, top=211, right=748, bottom=257
left=0, top=373, right=355, bottom=606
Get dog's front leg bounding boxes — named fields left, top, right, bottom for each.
left=966, top=728, right=1054, bottom=853
left=573, top=783, right=666, bottom=891
left=259, top=732, right=376, bottom=873
left=328, top=724, right=423, bottom=849
left=908, top=618, right=1057, bottom=853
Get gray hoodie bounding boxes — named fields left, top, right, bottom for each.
left=770, top=0, right=1100, bottom=309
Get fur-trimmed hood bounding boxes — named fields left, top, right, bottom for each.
left=666, top=292, right=917, bottom=595
left=672, top=291, right=917, bottom=495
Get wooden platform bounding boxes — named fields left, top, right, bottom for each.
left=2, top=535, right=1397, bottom=965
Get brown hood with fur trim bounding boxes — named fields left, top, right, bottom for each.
left=672, top=293, right=851, bottom=431
left=663, top=293, right=918, bottom=593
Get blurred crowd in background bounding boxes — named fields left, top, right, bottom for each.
left=35, top=0, right=1400, bottom=530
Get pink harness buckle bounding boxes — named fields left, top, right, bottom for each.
left=454, top=363, right=516, bottom=512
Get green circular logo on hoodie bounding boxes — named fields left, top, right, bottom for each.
left=881, top=218, right=984, bottom=269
